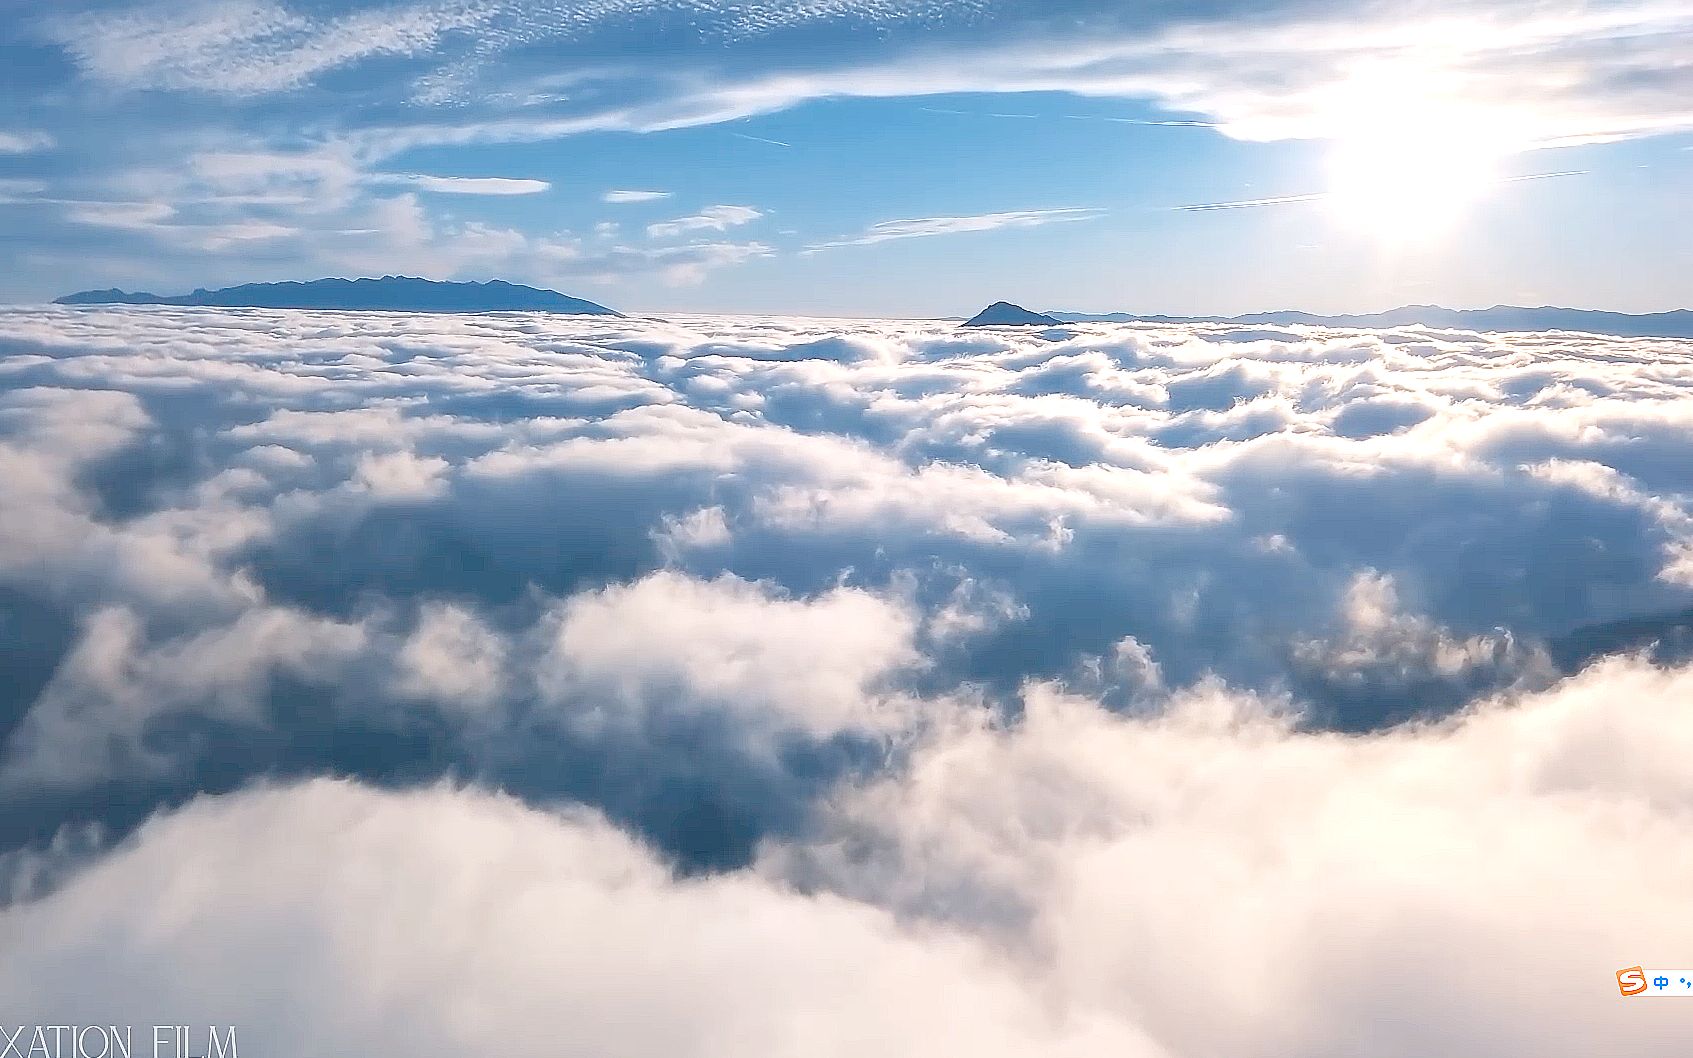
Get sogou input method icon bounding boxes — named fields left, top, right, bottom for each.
left=1617, top=967, right=1693, bottom=997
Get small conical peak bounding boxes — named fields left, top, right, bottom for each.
left=961, top=302, right=1062, bottom=327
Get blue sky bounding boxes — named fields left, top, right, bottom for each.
left=1, top=0, right=1690, bottom=316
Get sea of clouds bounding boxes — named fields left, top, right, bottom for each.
left=1, top=305, right=1691, bottom=1053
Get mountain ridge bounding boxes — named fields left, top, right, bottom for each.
left=1047, top=304, right=1693, bottom=340
left=55, top=277, right=621, bottom=316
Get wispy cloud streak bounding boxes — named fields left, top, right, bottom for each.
left=807, top=207, right=1105, bottom=250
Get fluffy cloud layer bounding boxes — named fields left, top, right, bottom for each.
left=5, top=660, right=1693, bottom=1055
left=1, top=306, right=1691, bottom=1049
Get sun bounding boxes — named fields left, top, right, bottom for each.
left=1320, top=74, right=1513, bottom=244
left=1325, top=133, right=1501, bottom=243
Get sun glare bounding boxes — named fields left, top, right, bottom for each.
left=1321, top=74, right=1512, bottom=244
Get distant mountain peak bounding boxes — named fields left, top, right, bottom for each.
left=962, top=302, right=1063, bottom=328
left=54, top=277, right=621, bottom=317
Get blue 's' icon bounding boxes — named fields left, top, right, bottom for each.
left=1653, top=975, right=1671, bottom=990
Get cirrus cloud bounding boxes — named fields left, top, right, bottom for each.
left=647, top=204, right=765, bottom=241
left=806, top=207, right=1107, bottom=251
left=34, top=0, right=1693, bottom=152
left=0, top=131, right=54, bottom=154
left=604, top=189, right=673, bottom=203
left=377, top=173, right=553, bottom=195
